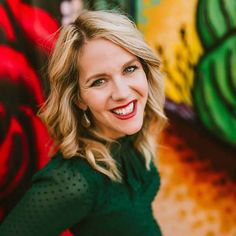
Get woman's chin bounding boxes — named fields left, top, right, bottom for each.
left=123, top=123, right=143, bottom=136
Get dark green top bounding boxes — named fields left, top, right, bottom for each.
left=0, top=135, right=162, bottom=236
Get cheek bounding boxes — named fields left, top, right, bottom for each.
left=83, top=91, right=108, bottom=113
left=136, top=73, right=149, bottom=98
left=144, top=77, right=149, bottom=95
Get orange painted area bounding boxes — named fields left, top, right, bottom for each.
left=153, top=125, right=236, bottom=236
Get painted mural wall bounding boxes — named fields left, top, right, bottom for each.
left=137, top=1, right=236, bottom=236
left=0, top=0, right=235, bottom=236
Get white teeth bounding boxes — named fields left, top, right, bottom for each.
left=112, top=102, right=134, bottom=115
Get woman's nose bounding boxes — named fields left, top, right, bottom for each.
left=111, top=77, right=130, bottom=101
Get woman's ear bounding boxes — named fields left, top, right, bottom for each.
left=75, top=97, right=87, bottom=110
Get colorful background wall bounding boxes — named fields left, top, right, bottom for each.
left=0, top=0, right=235, bottom=236
left=138, top=1, right=236, bottom=236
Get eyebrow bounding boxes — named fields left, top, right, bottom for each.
left=85, top=57, right=140, bottom=84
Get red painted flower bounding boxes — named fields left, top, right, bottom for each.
left=0, top=0, right=59, bottom=222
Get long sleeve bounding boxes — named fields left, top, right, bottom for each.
left=0, top=154, right=96, bottom=236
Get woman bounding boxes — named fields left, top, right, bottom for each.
left=0, top=10, right=166, bottom=236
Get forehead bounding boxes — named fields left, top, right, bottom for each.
left=78, top=38, right=137, bottom=78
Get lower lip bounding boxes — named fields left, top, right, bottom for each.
left=111, top=101, right=137, bottom=120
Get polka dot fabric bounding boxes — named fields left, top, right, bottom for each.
left=0, top=135, right=162, bottom=236
left=0, top=156, right=95, bottom=236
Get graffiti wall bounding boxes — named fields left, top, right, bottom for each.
left=0, top=0, right=235, bottom=236
left=0, top=0, right=60, bottom=222
left=137, top=0, right=236, bottom=236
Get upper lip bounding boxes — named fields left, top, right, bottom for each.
left=111, top=99, right=136, bottom=110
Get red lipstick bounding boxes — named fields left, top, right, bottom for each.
left=111, top=100, right=137, bottom=120
left=111, top=100, right=135, bottom=110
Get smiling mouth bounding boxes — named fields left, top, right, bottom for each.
left=110, top=100, right=137, bottom=120
left=111, top=101, right=134, bottom=115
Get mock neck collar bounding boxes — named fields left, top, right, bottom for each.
left=114, top=132, right=139, bottom=144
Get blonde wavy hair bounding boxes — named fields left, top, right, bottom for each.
left=39, top=10, right=167, bottom=182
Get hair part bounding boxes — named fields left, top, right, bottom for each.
left=39, top=10, right=167, bottom=182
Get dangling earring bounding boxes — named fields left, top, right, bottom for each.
left=82, top=110, right=91, bottom=128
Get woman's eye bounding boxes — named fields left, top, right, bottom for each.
left=124, top=65, right=138, bottom=74
left=91, top=79, right=105, bottom=87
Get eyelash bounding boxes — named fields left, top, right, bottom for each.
left=90, top=65, right=138, bottom=87
left=124, top=65, right=138, bottom=74
left=91, top=79, right=105, bottom=87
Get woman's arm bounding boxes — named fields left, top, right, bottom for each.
left=0, top=156, right=95, bottom=236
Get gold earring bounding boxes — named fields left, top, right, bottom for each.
left=82, top=110, right=91, bottom=128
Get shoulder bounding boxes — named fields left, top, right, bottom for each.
left=34, top=152, right=98, bottom=176
left=32, top=152, right=103, bottom=195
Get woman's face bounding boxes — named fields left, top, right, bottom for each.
left=78, top=38, right=148, bottom=139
